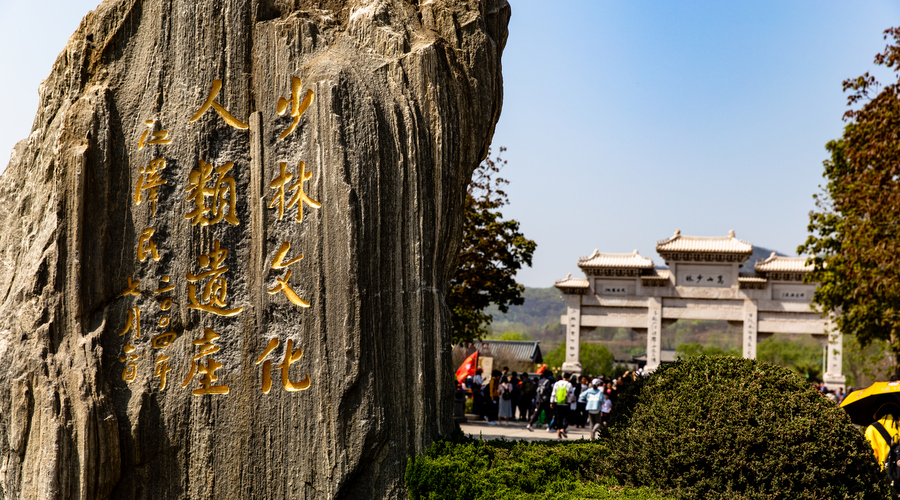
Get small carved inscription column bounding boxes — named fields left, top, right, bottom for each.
left=561, top=294, right=583, bottom=375
left=645, top=297, right=662, bottom=372
left=823, top=316, right=847, bottom=391
left=742, top=300, right=758, bottom=359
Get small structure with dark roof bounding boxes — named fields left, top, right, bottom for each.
left=452, top=340, right=543, bottom=375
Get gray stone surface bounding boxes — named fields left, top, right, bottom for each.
left=0, top=1, right=509, bottom=498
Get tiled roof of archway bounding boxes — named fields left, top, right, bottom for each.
left=656, top=229, right=752, bottom=254
left=577, top=249, right=654, bottom=269
left=554, top=275, right=590, bottom=288
left=754, top=253, right=813, bottom=273
left=641, top=269, right=670, bottom=280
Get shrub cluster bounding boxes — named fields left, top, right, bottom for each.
left=405, top=434, right=668, bottom=500
left=608, top=356, right=889, bottom=499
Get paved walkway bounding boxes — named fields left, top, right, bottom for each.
left=458, top=415, right=594, bottom=441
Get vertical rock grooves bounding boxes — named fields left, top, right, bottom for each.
left=0, top=0, right=509, bottom=498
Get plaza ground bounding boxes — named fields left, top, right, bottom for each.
left=459, top=414, right=593, bottom=441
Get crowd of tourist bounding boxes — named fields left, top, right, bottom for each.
left=458, top=366, right=633, bottom=440
left=814, top=381, right=848, bottom=404
left=458, top=366, right=853, bottom=443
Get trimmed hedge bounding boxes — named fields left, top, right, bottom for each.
left=405, top=433, right=670, bottom=500
left=608, top=356, right=889, bottom=499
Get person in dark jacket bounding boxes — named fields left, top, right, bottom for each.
left=526, top=371, right=553, bottom=432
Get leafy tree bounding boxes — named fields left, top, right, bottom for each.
left=799, top=27, right=900, bottom=375
left=579, top=342, right=615, bottom=377
left=844, top=333, right=892, bottom=388
left=542, top=344, right=565, bottom=373
left=448, top=148, right=537, bottom=344
left=544, top=342, right=615, bottom=377
left=485, top=331, right=532, bottom=341
left=756, top=333, right=824, bottom=381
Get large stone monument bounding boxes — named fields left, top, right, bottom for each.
left=0, top=1, right=510, bottom=498
left=556, top=231, right=845, bottom=390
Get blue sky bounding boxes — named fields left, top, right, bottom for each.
left=492, top=1, right=900, bottom=286
left=2, top=1, right=899, bottom=287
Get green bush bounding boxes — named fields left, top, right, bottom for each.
left=405, top=435, right=670, bottom=500
left=608, top=356, right=889, bottom=499
left=675, top=342, right=739, bottom=359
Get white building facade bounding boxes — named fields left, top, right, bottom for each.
left=554, top=230, right=844, bottom=390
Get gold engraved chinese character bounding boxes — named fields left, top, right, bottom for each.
left=135, top=158, right=168, bottom=217
left=121, top=276, right=141, bottom=297
left=255, top=337, right=311, bottom=393
left=152, top=276, right=176, bottom=345
left=154, top=355, right=171, bottom=390
left=271, top=241, right=303, bottom=269
left=276, top=77, right=314, bottom=140
left=119, top=306, right=141, bottom=338
left=120, top=344, right=138, bottom=382
left=267, top=242, right=309, bottom=308
left=185, top=159, right=239, bottom=226
left=154, top=276, right=175, bottom=295
left=137, top=228, right=161, bottom=262
left=138, top=120, right=172, bottom=149
left=189, top=79, right=249, bottom=130
left=151, top=332, right=177, bottom=349
left=186, top=239, right=243, bottom=316
left=182, top=328, right=229, bottom=395
left=268, top=161, right=320, bottom=223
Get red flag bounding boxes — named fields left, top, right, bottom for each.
left=535, top=364, right=547, bottom=374
left=456, top=351, right=478, bottom=383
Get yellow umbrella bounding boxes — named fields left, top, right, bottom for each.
left=840, top=381, right=900, bottom=426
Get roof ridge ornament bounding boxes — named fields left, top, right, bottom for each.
left=674, top=229, right=681, bottom=236
left=728, top=229, right=735, bottom=238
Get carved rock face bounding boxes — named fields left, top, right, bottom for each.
left=0, top=1, right=509, bottom=498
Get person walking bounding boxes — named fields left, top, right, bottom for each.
left=600, top=392, right=612, bottom=428
left=498, top=375, right=514, bottom=425
left=866, top=397, right=900, bottom=468
left=577, top=376, right=590, bottom=428
left=526, top=371, right=553, bottom=432
left=579, top=378, right=606, bottom=440
left=486, top=370, right=501, bottom=425
left=567, top=374, right=581, bottom=430
left=865, top=395, right=900, bottom=496
left=552, top=374, right=573, bottom=439
left=509, top=372, right=521, bottom=420
left=519, top=375, right=536, bottom=421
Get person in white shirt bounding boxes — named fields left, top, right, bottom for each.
left=550, top=374, right=573, bottom=439
left=600, top=393, right=613, bottom=428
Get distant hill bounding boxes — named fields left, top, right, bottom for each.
left=487, top=286, right=566, bottom=327
left=487, top=245, right=788, bottom=357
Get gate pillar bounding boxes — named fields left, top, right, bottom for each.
left=742, top=300, right=758, bottom=359
left=646, top=297, right=662, bottom=372
left=561, top=294, right=583, bottom=375
left=823, top=317, right=846, bottom=392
